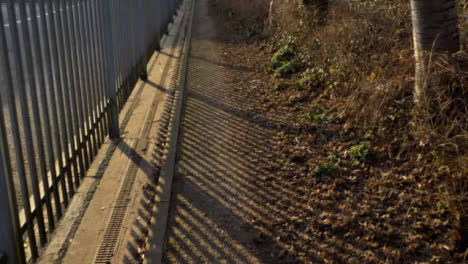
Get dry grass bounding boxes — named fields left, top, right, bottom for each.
left=269, top=1, right=468, bottom=260
left=210, top=0, right=468, bottom=262
left=268, top=0, right=468, bottom=165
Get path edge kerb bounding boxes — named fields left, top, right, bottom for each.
left=144, top=0, right=195, bottom=263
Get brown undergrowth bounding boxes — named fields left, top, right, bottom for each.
left=210, top=0, right=468, bottom=262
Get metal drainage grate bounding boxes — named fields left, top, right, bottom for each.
left=94, top=172, right=136, bottom=263
left=94, top=11, right=187, bottom=264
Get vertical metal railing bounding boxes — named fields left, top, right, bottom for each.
left=0, top=96, right=24, bottom=264
left=0, top=0, right=180, bottom=262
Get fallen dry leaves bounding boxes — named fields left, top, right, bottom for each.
left=208, top=1, right=467, bottom=263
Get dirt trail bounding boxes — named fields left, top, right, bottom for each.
left=163, top=0, right=282, bottom=263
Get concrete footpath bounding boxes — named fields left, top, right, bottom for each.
left=37, top=2, right=190, bottom=263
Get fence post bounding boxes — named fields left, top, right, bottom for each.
left=152, top=0, right=160, bottom=51
left=158, top=0, right=162, bottom=38
left=103, top=0, right=120, bottom=139
left=154, top=0, right=161, bottom=51
left=140, top=0, right=148, bottom=81
left=0, top=106, right=25, bottom=264
left=161, top=0, right=168, bottom=35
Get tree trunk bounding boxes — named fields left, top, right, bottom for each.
left=269, top=0, right=275, bottom=28
left=410, top=0, right=460, bottom=108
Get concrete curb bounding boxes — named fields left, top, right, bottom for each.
left=144, top=0, right=195, bottom=263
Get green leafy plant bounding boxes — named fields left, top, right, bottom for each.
left=306, top=103, right=335, bottom=124
left=313, top=161, right=336, bottom=176
left=272, top=44, right=295, bottom=62
left=349, top=141, right=377, bottom=163
left=265, top=43, right=299, bottom=77
left=300, top=67, right=328, bottom=88
left=300, top=67, right=341, bottom=91
left=274, top=60, right=300, bottom=77
left=327, top=154, right=339, bottom=163
left=274, top=80, right=290, bottom=91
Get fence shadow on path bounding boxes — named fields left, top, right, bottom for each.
left=161, top=21, right=297, bottom=260
left=160, top=0, right=382, bottom=258
left=162, top=47, right=378, bottom=263
left=120, top=0, right=380, bottom=262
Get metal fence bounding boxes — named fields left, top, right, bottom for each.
left=0, top=0, right=179, bottom=262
